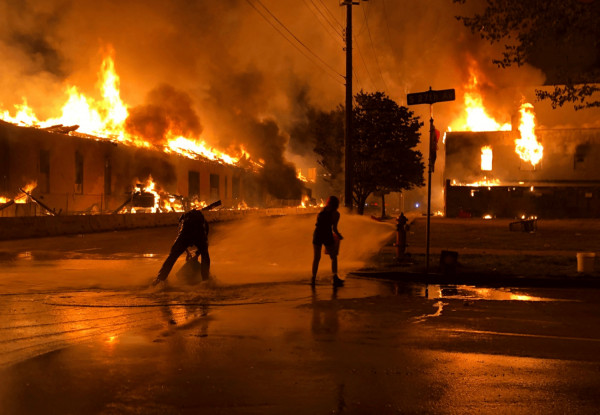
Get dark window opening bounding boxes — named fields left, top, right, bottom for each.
left=104, top=157, right=112, bottom=195
left=574, top=154, right=586, bottom=170
left=75, top=151, right=83, bottom=194
left=232, top=176, right=240, bottom=200
left=210, top=174, right=219, bottom=201
left=574, top=143, right=590, bottom=171
left=39, top=149, right=50, bottom=193
left=188, top=171, right=200, bottom=197
left=0, top=139, right=8, bottom=192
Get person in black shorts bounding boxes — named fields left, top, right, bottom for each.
left=152, top=208, right=210, bottom=285
left=311, top=196, right=344, bottom=286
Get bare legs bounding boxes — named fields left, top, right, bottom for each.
left=312, top=244, right=341, bottom=285
left=312, top=244, right=321, bottom=280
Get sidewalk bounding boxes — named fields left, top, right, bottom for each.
left=351, top=216, right=600, bottom=288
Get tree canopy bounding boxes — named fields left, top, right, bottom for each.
left=297, top=92, right=425, bottom=214
left=454, top=0, right=600, bottom=110
left=352, top=91, right=425, bottom=215
left=310, top=106, right=345, bottom=195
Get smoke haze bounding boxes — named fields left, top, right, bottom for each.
left=1, top=0, right=599, bottom=197
left=0, top=213, right=395, bottom=291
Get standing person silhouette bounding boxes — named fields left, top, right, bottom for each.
left=312, top=196, right=344, bottom=286
left=152, top=208, right=210, bottom=286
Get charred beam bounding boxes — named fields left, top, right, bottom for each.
left=42, top=124, right=80, bottom=134
left=112, top=194, right=134, bottom=215
left=201, top=200, right=222, bottom=211
left=18, top=188, right=57, bottom=216
left=0, top=199, right=15, bottom=211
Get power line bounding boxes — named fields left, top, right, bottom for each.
left=381, top=0, right=394, bottom=50
left=307, top=0, right=343, bottom=37
left=317, top=0, right=344, bottom=31
left=245, top=0, right=344, bottom=84
left=354, top=34, right=376, bottom=89
left=302, top=0, right=344, bottom=46
left=252, top=0, right=344, bottom=79
left=361, top=3, right=388, bottom=92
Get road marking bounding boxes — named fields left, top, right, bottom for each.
left=437, top=328, right=600, bottom=342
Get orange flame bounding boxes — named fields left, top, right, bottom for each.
left=481, top=146, right=493, bottom=171
left=515, top=103, right=543, bottom=166
left=11, top=180, right=38, bottom=204
left=451, top=69, right=511, bottom=132
left=299, top=195, right=311, bottom=208
left=296, top=169, right=308, bottom=183
left=128, top=175, right=210, bottom=214
left=0, top=46, right=248, bottom=166
left=452, top=177, right=500, bottom=187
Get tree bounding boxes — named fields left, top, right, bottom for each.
left=311, top=106, right=345, bottom=196
left=352, top=91, right=425, bottom=215
left=454, top=0, right=600, bottom=110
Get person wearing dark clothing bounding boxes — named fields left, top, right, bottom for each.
left=312, top=196, right=344, bottom=286
left=153, top=208, right=210, bottom=285
left=396, top=212, right=408, bottom=259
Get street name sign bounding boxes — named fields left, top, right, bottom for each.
left=407, top=88, right=455, bottom=105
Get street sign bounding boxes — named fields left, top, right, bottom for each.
left=407, top=88, right=455, bottom=106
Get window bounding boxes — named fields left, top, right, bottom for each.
left=232, top=176, right=240, bottom=200
left=210, top=174, right=219, bottom=200
left=480, top=146, right=492, bottom=171
left=188, top=171, right=200, bottom=196
left=574, top=143, right=589, bottom=171
left=104, top=157, right=112, bottom=195
left=0, top=138, right=8, bottom=192
left=39, top=150, right=50, bottom=193
left=74, top=151, right=83, bottom=194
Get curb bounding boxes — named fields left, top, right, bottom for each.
left=350, top=269, right=600, bottom=289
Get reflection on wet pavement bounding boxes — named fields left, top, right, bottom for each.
left=419, top=284, right=574, bottom=302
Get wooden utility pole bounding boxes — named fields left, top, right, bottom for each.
left=343, top=0, right=355, bottom=210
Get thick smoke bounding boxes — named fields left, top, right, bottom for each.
left=0, top=0, right=598, bottom=202
left=125, top=84, right=202, bottom=147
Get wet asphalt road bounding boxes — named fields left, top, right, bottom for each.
left=1, top=219, right=600, bottom=414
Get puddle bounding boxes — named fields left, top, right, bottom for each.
left=417, top=284, right=568, bottom=302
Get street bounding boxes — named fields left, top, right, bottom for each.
left=1, top=216, right=600, bottom=414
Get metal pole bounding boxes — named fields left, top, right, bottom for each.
left=344, top=1, right=353, bottom=210
left=426, top=104, right=433, bottom=274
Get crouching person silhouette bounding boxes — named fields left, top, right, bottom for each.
left=153, top=208, right=210, bottom=286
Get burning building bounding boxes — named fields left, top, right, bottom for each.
left=0, top=119, right=254, bottom=216
left=441, top=60, right=600, bottom=220
left=0, top=50, right=315, bottom=218
left=444, top=119, right=600, bottom=219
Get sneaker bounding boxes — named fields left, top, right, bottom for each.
left=332, top=275, right=344, bottom=287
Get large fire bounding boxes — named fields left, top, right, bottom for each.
left=515, top=103, right=543, bottom=166
left=0, top=47, right=245, bottom=165
left=125, top=175, right=209, bottom=214
left=451, top=67, right=511, bottom=132
left=449, top=62, right=544, bottom=177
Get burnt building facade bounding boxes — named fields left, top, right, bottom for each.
left=444, top=129, right=600, bottom=218
left=0, top=120, right=258, bottom=216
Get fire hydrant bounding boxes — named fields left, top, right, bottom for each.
left=396, top=212, right=408, bottom=260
